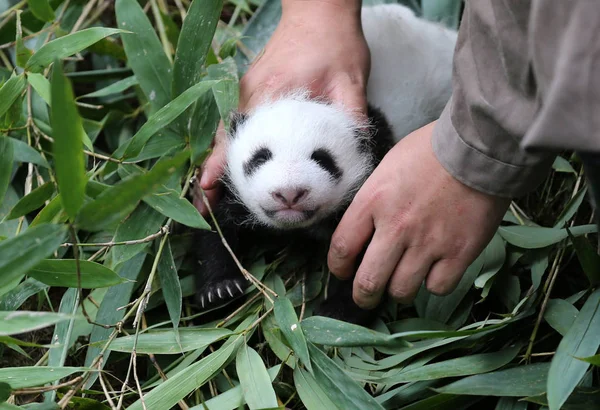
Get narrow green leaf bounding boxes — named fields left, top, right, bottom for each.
left=380, top=346, right=520, bottom=384
left=437, top=363, right=550, bottom=397
left=0, top=137, right=13, bottom=210
left=26, top=28, right=126, bottom=73
left=568, top=228, right=600, bottom=285
left=157, top=240, right=182, bottom=335
left=172, top=0, right=222, bottom=98
left=50, top=60, right=86, bottom=219
left=189, top=91, right=220, bottom=164
left=0, top=75, right=26, bottom=118
left=308, top=342, right=385, bottom=409
left=552, top=156, right=576, bottom=174
left=27, top=0, right=56, bottom=22
left=127, top=335, right=243, bottom=410
left=0, top=366, right=86, bottom=389
left=495, top=397, right=529, bottom=410
left=554, top=187, right=588, bottom=228
left=0, top=311, right=72, bottom=336
left=0, top=223, right=67, bottom=296
left=122, top=80, right=218, bottom=159
left=207, top=58, right=239, bottom=131
left=96, top=328, right=231, bottom=354
left=109, top=203, right=165, bottom=267
left=498, top=224, right=597, bottom=249
left=79, top=76, right=138, bottom=99
left=6, top=181, right=54, bottom=220
left=576, top=354, right=600, bottom=366
left=236, top=344, right=279, bottom=410
left=76, top=151, right=189, bottom=231
left=5, top=136, right=49, bottom=168
left=302, top=316, right=410, bottom=348
left=294, top=366, right=341, bottom=410
left=0, top=382, right=10, bottom=402
left=28, top=259, right=127, bottom=288
left=30, top=195, right=66, bottom=227
left=274, top=297, right=312, bottom=371
left=144, top=189, right=209, bottom=229
left=547, top=288, right=600, bottom=410
left=27, top=73, right=51, bottom=105
left=196, top=365, right=281, bottom=410
left=116, top=0, right=172, bottom=113
left=0, top=278, right=47, bottom=311
left=15, top=11, right=32, bottom=68
left=544, top=299, right=579, bottom=336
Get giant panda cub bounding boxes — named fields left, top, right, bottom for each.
left=192, top=4, right=458, bottom=324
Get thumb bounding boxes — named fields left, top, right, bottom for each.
left=200, top=122, right=228, bottom=190
left=329, top=82, right=368, bottom=123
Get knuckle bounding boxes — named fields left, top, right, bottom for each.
left=329, top=235, right=351, bottom=260
left=388, top=286, right=415, bottom=303
left=355, top=274, right=381, bottom=296
left=427, top=278, right=456, bottom=296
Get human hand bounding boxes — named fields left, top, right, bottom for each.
left=195, top=0, right=370, bottom=215
left=327, top=122, right=511, bottom=309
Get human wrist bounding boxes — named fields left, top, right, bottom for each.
left=282, top=0, right=362, bottom=21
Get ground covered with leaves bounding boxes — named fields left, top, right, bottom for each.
left=0, top=0, right=599, bottom=409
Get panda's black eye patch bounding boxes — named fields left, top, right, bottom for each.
left=244, top=147, right=273, bottom=176
left=311, top=149, right=342, bottom=180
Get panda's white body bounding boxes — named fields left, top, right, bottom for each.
left=226, top=4, right=458, bottom=230
left=194, top=4, right=457, bottom=322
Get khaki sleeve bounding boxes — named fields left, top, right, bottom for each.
left=522, top=0, right=600, bottom=153
left=431, top=0, right=554, bottom=198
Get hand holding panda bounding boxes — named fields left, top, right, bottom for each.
left=192, top=2, right=509, bottom=324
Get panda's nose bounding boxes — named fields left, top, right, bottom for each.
left=272, top=188, right=309, bottom=207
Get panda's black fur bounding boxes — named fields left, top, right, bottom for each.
left=191, top=105, right=394, bottom=325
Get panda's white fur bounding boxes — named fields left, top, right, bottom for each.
left=225, top=4, right=457, bottom=230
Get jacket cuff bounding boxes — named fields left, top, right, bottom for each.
left=432, top=103, right=555, bottom=198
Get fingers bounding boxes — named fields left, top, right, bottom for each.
left=425, top=258, right=470, bottom=296
left=352, top=231, right=405, bottom=309
left=387, top=247, right=435, bottom=304
left=328, top=198, right=374, bottom=280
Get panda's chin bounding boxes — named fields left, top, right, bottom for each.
left=261, top=207, right=319, bottom=229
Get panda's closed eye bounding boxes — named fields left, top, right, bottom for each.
left=311, top=149, right=343, bottom=180
left=244, top=147, right=273, bottom=176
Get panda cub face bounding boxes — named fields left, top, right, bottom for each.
left=225, top=94, right=373, bottom=230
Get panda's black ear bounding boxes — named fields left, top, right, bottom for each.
left=228, top=112, right=248, bottom=138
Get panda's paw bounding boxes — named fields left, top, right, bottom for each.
left=195, top=277, right=247, bottom=309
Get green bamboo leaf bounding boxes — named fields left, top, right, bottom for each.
left=78, top=76, right=138, bottom=99
left=0, top=366, right=86, bottom=389
left=399, top=394, right=481, bottom=410
left=262, top=313, right=297, bottom=368
left=495, top=397, right=528, bottom=410
left=554, top=187, right=588, bottom=228
left=27, top=0, right=56, bottom=22
left=197, top=366, right=281, bottom=410
left=122, top=80, right=219, bottom=159
left=28, top=259, right=127, bottom=288
left=109, top=203, right=165, bottom=268
left=552, top=156, right=576, bottom=174
left=274, top=297, right=312, bottom=371
left=6, top=181, right=54, bottom=220
left=189, top=91, right=220, bottom=164
left=29, top=194, right=66, bottom=227
left=437, top=363, right=550, bottom=397
left=544, top=299, right=579, bottom=336
left=207, top=58, right=239, bottom=131
left=143, top=189, right=209, bottom=229
left=236, top=344, right=279, bottom=410
left=84, top=254, right=145, bottom=388
left=157, top=240, right=182, bottom=336
left=0, top=278, right=47, bottom=311
left=308, top=342, right=385, bottom=409
left=294, top=366, right=341, bottom=410
left=547, top=288, right=600, bottom=410
left=116, top=0, right=172, bottom=113
left=5, top=136, right=49, bottom=168
left=302, top=316, right=410, bottom=348
left=0, top=74, right=26, bottom=118
left=76, top=150, right=189, bottom=231
left=0, top=223, right=67, bottom=297
left=0, top=137, right=13, bottom=210
left=26, top=28, right=126, bottom=73
left=0, top=311, right=72, bottom=336
left=127, top=335, right=243, bottom=410
left=498, top=224, right=597, bottom=249
left=50, top=60, right=86, bottom=220
left=95, top=328, right=231, bottom=354
left=15, top=11, right=32, bottom=68
left=379, top=346, right=520, bottom=384
left=567, top=227, right=600, bottom=285
left=172, top=0, right=222, bottom=98
left=576, top=354, right=600, bottom=366
left=0, top=382, right=10, bottom=402
left=26, top=72, right=50, bottom=105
